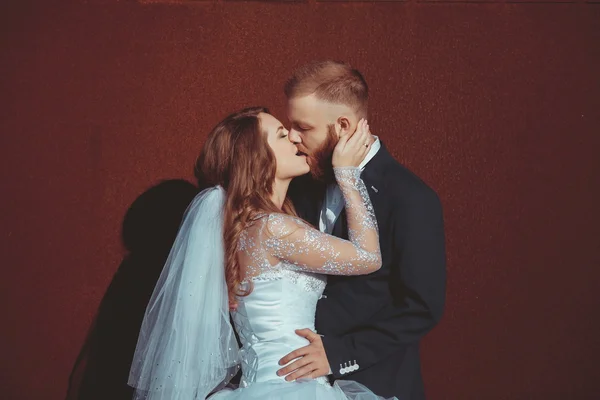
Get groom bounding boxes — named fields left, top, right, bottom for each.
left=278, top=61, right=446, bottom=399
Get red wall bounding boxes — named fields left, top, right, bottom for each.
left=1, top=1, right=599, bottom=399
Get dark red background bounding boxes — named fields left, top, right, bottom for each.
left=1, top=1, right=599, bottom=399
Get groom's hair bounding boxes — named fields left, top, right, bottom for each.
left=284, top=60, right=368, bottom=118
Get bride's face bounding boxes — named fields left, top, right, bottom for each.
left=259, top=112, right=310, bottom=180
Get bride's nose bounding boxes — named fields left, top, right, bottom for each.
left=288, top=129, right=301, bottom=144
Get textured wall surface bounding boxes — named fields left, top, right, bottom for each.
left=1, top=1, right=599, bottom=399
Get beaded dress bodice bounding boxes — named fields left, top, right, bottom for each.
left=230, top=167, right=381, bottom=388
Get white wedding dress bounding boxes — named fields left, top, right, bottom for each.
left=210, top=259, right=392, bottom=400
left=128, top=167, right=396, bottom=400
left=210, top=168, right=395, bottom=400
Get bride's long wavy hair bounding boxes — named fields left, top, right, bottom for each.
left=195, top=107, right=298, bottom=304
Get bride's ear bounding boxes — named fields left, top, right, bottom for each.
left=335, top=116, right=352, bottom=138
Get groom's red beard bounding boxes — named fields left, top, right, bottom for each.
left=301, top=125, right=338, bottom=184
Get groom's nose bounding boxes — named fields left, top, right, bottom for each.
left=288, top=129, right=302, bottom=144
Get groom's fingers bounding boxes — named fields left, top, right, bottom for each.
left=285, top=365, right=318, bottom=382
left=293, top=371, right=316, bottom=381
left=277, top=354, right=313, bottom=377
left=295, top=328, right=318, bottom=341
left=279, top=345, right=310, bottom=366
left=278, top=328, right=317, bottom=365
left=295, top=368, right=324, bottom=381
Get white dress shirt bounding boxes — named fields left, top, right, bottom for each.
left=319, top=137, right=381, bottom=234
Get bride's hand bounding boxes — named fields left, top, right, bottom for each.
left=331, top=118, right=372, bottom=168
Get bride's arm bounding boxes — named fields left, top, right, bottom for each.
left=263, top=167, right=381, bottom=275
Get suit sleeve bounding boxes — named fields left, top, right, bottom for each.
left=321, top=184, right=446, bottom=378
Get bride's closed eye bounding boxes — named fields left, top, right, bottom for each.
left=275, top=126, right=288, bottom=139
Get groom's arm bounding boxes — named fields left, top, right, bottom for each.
left=322, top=182, right=446, bottom=378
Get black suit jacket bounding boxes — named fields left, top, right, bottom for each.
left=290, top=142, right=446, bottom=399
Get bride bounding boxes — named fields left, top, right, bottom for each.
left=128, top=107, right=396, bottom=400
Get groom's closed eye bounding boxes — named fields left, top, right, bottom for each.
left=293, top=124, right=311, bottom=132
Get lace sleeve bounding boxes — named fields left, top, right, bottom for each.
left=262, top=167, right=381, bottom=275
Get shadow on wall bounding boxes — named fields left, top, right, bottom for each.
left=65, top=179, right=199, bottom=400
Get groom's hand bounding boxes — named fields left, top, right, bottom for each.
left=276, top=328, right=330, bottom=381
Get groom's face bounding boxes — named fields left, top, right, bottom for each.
left=287, top=94, right=341, bottom=182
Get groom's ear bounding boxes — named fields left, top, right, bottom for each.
left=335, top=116, right=352, bottom=138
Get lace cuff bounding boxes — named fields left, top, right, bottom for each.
left=333, top=167, right=361, bottom=187
left=334, top=167, right=378, bottom=235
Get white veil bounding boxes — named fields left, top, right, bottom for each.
left=128, top=186, right=240, bottom=400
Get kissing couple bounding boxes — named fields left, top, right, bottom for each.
left=128, top=60, right=446, bottom=400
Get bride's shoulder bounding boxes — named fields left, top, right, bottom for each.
left=259, top=212, right=309, bottom=238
